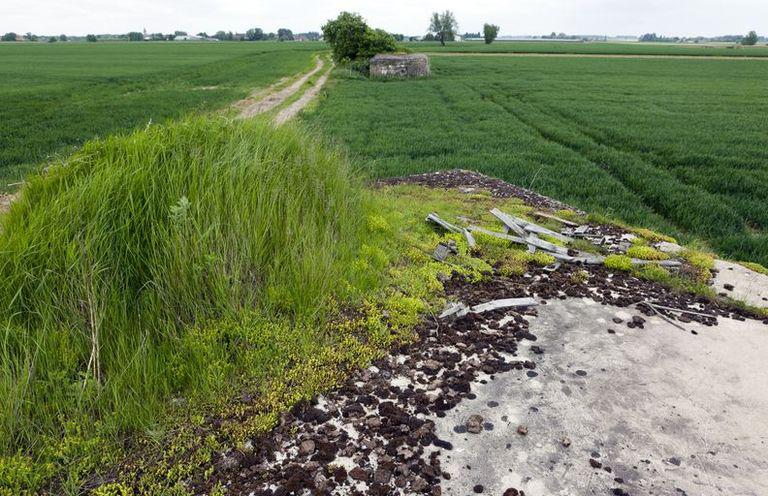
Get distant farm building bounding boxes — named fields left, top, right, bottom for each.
left=370, top=54, right=430, bottom=79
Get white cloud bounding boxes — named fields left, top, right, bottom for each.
left=0, top=0, right=764, bottom=37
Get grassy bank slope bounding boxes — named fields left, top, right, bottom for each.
left=0, top=42, right=321, bottom=188
left=305, top=55, right=768, bottom=265
left=0, top=117, right=368, bottom=492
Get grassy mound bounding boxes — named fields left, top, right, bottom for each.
left=0, top=117, right=365, bottom=490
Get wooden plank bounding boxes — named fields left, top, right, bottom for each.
left=533, top=211, right=579, bottom=227
left=467, top=225, right=526, bottom=244
left=490, top=208, right=528, bottom=238
left=426, top=213, right=461, bottom=233
left=491, top=208, right=573, bottom=243
left=470, top=298, right=539, bottom=314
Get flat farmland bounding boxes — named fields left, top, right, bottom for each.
left=407, top=40, right=768, bottom=57
left=307, top=55, right=768, bottom=264
left=0, top=42, right=322, bottom=186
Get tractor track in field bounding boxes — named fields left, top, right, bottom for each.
left=236, top=56, right=330, bottom=121
left=424, top=51, right=768, bottom=61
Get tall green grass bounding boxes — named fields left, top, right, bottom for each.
left=0, top=116, right=364, bottom=490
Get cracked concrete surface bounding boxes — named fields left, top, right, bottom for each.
left=433, top=298, right=768, bottom=496
left=712, top=260, right=768, bottom=309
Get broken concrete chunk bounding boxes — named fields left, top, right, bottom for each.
left=654, top=241, right=683, bottom=254
left=432, top=240, right=459, bottom=262
left=574, top=225, right=590, bottom=235
left=491, top=208, right=573, bottom=243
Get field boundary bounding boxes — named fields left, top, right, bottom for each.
left=273, top=63, right=332, bottom=125
left=424, top=51, right=768, bottom=61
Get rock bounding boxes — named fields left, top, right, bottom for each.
left=466, top=414, right=484, bottom=434
left=299, top=439, right=316, bottom=456
left=374, top=467, right=392, bottom=484
left=589, top=458, right=602, bottom=469
left=561, top=436, right=571, bottom=447
left=655, top=241, right=683, bottom=254
left=473, top=484, right=485, bottom=493
left=422, top=359, right=442, bottom=374
left=349, top=466, right=369, bottom=482
left=517, top=425, right=528, bottom=436
left=503, top=490, right=524, bottom=496
left=723, top=283, right=734, bottom=291
left=412, top=477, right=429, bottom=492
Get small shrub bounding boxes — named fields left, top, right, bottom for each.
left=626, top=245, right=669, bottom=260
left=604, top=254, right=633, bottom=271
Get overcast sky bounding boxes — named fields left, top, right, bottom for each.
left=1, top=0, right=765, bottom=37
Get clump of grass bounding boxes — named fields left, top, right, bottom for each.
left=630, top=227, right=677, bottom=244
left=626, top=245, right=669, bottom=261
left=0, top=117, right=367, bottom=491
left=604, top=254, right=633, bottom=271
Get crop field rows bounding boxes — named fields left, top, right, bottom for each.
left=307, top=55, right=768, bottom=264
left=407, top=40, right=768, bottom=57
left=0, top=42, right=322, bottom=188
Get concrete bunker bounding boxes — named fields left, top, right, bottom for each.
left=369, top=53, right=430, bottom=79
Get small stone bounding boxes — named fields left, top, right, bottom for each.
left=723, top=284, right=734, bottom=291
left=473, top=484, right=485, bottom=493
left=349, top=466, right=369, bottom=482
left=374, top=467, right=392, bottom=484
left=612, top=317, right=623, bottom=324
left=299, top=439, right=316, bottom=456
left=517, top=425, right=528, bottom=436
left=589, top=458, right=602, bottom=469
left=422, top=359, right=442, bottom=374
left=466, top=414, right=484, bottom=434
left=607, top=328, right=616, bottom=334
left=561, top=436, right=571, bottom=447
left=575, top=369, right=587, bottom=377
left=412, top=477, right=428, bottom=492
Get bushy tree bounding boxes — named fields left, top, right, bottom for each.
left=277, top=28, right=294, bottom=41
left=24, top=32, right=39, bottom=41
left=483, top=23, right=500, bottom=44
left=246, top=28, right=264, bottom=41
left=47, top=36, right=57, bottom=43
left=743, top=30, right=758, bottom=46
left=59, top=34, right=67, bottom=41
left=128, top=31, right=143, bottom=41
left=174, top=30, right=187, bottom=36
left=322, top=11, right=396, bottom=63
left=423, top=33, right=435, bottom=41
left=1, top=32, right=17, bottom=41
left=85, top=34, right=97, bottom=42
left=429, top=10, right=458, bottom=46
left=197, top=32, right=208, bottom=38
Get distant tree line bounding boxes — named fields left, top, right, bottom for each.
left=1, top=28, right=319, bottom=43
left=639, top=31, right=763, bottom=45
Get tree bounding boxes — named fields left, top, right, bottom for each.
left=24, top=32, right=39, bottom=41
left=85, top=34, right=97, bottom=42
left=743, top=30, right=758, bottom=46
left=128, top=31, right=143, bottom=41
left=246, top=28, right=264, bottom=41
left=2, top=32, right=18, bottom=42
left=197, top=32, right=208, bottom=38
left=429, top=11, right=458, bottom=46
left=483, top=23, right=500, bottom=44
left=277, top=28, right=294, bottom=41
left=48, top=36, right=57, bottom=43
left=322, top=11, right=397, bottom=67
left=322, top=12, right=369, bottom=61
left=59, top=34, right=67, bottom=41
left=423, top=33, right=435, bottom=41
left=174, top=30, right=187, bottom=37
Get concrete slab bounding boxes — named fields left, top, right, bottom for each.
left=432, top=298, right=768, bottom=496
left=713, top=260, right=768, bottom=309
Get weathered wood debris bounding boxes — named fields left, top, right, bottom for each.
left=426, top=210, right=683, bottom=269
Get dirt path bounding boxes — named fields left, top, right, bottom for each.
left=273, top=66, right=331, bottom=125
left=236, top=56, right=326, bottom=119
left=424, top=51, right=768, bottom=61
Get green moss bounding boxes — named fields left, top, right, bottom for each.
left=626, top=245, right=669, bottom=261
left=633, top=263, right=671, bottom=283
left=570, top=270, right=589, bottom=284
left=604, top=254, right=633, bottom=271
left=629, top=227, right=677, bottom=244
